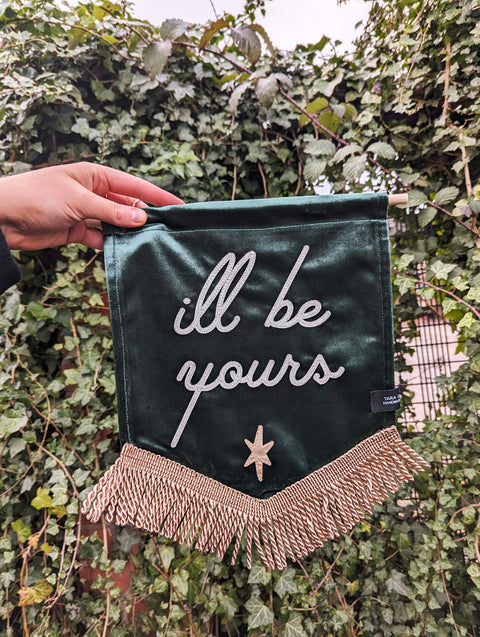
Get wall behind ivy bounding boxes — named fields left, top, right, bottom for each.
left=0, top=1, right=479, bottom=635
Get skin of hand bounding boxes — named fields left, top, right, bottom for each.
left=0, top=162, right=184, bottom=251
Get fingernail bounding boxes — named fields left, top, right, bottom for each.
left=132, top=208, right=147, bottom=224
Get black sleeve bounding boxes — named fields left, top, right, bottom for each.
left=0, top=228, right=21, bottom=294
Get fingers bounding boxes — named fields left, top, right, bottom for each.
left=86, top=163, right=184, bottom=206
left=66, top=221, right=104, bottom=250
left=80, top=191, right=148, bottom=227
left=85, top=219, right=102, bottom=230
left=106, top=192, right=147, bottom=208
left=84, top=194, right=144, bottom=230
left=82, top=228, right=104, bottom=250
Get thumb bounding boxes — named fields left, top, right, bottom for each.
left=83, top=192, right=147, bottom=227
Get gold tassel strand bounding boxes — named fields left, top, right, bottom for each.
left=230, top=517, right=246, bottom=565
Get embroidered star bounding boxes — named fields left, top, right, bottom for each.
left=244, top=425, right=274, bottom=482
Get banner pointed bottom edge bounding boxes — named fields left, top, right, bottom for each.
left=81, top=426, right=428, bottom=570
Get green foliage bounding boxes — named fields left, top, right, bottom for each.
left=0, top=0, right=479, bottom=634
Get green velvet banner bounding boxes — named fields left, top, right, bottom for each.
left=102, top=193, right=394, bottom=499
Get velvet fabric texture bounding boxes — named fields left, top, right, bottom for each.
left=102, top=193, right=395, bottom=499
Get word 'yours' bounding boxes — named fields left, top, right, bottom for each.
left=173, top=245, right=331, bottom=335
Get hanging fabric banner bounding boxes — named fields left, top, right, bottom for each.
left=82, top=193, right=427, bottom=569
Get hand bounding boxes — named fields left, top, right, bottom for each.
left=0, top=162, right=184, bottom=250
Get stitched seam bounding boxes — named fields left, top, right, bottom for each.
left=110, top=218, right=376, bottom=239
left=113, top=236, right=132, bottom=444
left=375, top=220, right=388, bottom=426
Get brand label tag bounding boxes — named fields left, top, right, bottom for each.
left=370, top=387, right=401, bottom=413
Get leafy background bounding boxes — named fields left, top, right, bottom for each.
left=0, top=0, right=479, bottom=634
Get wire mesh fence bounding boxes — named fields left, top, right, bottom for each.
left=396, top=264, right=468, bottom=428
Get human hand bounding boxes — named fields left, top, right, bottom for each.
left=0, top=162, right=184, bottom=250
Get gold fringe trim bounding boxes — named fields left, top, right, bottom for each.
left=81, top=426, right=428, bottom=570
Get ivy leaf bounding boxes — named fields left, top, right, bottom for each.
left=386, top=570, right=410, bottom=597
left=93, top=5, right=110, bottom=21
left=171, top=570, right=189, bottom=598
left=442, top=298, right=458, bottom=314
left=186, top=553, right=206, bottom=580
left=367, top=141, right=396, bottom=159
left=381, top=607, right=394, bottom=625
left=218, top=592, right=239, bottom=617
left=452, top=275, right=470, bottom=291
left=467, top=563, right=480, bottom=583
left=11, top=519, right=31, bottom=544
left=18, top=579, right=53, bottom=606
left=434, top=186, right=459, bottom=206
left=282, top=613, right=307, bottom=637
left=159, top=545, right=175, bottom=570
left=331, top=104, right=345, bottom=118
left=103, top=34, right=120, bottom=45
left=331, top=609, right=350, bottom=631
left=395, top=253, right=415, bottom=271
left=418, top=206, right=437, bottom=227
left=28, top=301, right=56, bottom=320
left=418, top=286, right=434, bottom=301
left=444, top=140, right=459, bottom=152
left=458, top=312, right=476, bottom=330
left=115, top=528, right=141, bottom=553
left=343, top=154, right=367, bottom=181
left=255, top=74, right=278, bottom=108
left=0, top=571, right=15, bottom=588
left=317, top=109, right=341, bottom=134
left=159, top=19, right=190, bottom=41
left=0, top=414, right=28, bottom=438
left=313, top=71, right=343, bottom=97
left=231, top=26, right=262, bottom=65
left=299, top=97, right=328, bottom=127
left=274, top=567, right=298, bottom=596
left=311, top=35, right=330, bottom=51
left=276, top=147, right=291, bottom=162
left=8, top=437, right=26, bottom=458
left=91, top=79, right=115, bottom=102
left=31, top=487, right=53, bottom=510
left=343, top=103, right=358, bottom=121
left=248, top=562, right=271, bottom=585
left=466, top=287, right=480, bottom=303
left=143, top=40, right=172, bottom=78
left=199, top=17, right=228, bottom=49
left=245, top=596, right=275, bottom=629
left=394, top=275, right=415, bottom=295
left=430, top=260, right=455, bottom=280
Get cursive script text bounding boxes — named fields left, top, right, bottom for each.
left=174, top=251, right=256, bottom=335
left=170, top=354, right=345, bottom=447
left=264, top=245, right=331, bottom=329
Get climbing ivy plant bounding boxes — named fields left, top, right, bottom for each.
left=0, top=0, right=479, bottom=634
